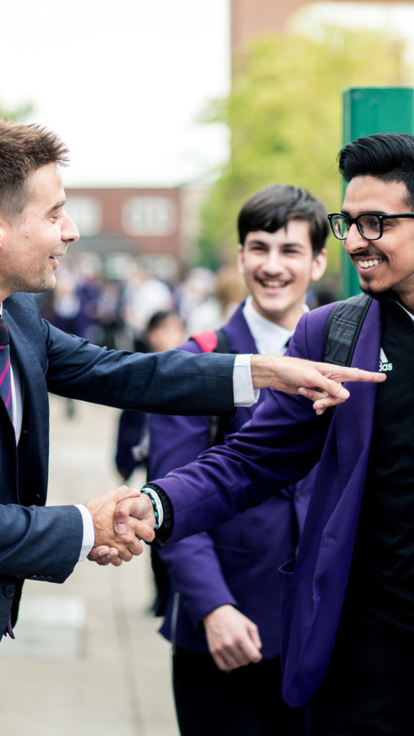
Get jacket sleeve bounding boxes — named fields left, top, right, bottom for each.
left=150, top=309, right=332, bottom=543
left=43, top=320, right=236, bottom=416
left=0, top=503, right=83, bottom=582
left=148, top=341, right=238, bottom=628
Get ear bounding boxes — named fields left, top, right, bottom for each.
left=236, top=244, right=245, bottom=275
left=0, top=213, right=8, bottom=249
left=310, top=248, right=327, bottom=282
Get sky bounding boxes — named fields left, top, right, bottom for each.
left=2, top=1, right=414, bottom=188
left=292, top=1, right=414, bottom=61
left=0, top=0, right=231, bottom=187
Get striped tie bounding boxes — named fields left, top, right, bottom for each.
left=0, top=317, right=13, bottom=422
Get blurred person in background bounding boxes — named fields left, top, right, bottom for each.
left=183, top=265, right=246, bottom=334
left=177, top=267, right=217, bottom=329
left=115, top=310, right=186, bottom=481
left=121, top=265, right=175, bottom=351
left=148, top=184, right=328, bottom=736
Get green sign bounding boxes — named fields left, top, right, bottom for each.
left=341, top=87, right=414, bottom=297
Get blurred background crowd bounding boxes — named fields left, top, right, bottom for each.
left=35, top=260, right=333, bottom=357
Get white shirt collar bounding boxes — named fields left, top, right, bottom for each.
left=242, top=295, right=308, bottom=356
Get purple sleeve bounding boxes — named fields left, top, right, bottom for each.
left=151, top=311, right=331, bottom=544
left=148, top=342, right=238, bottom=627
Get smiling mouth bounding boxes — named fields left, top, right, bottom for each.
left=260, top=279, right=288, bottom=288
left=354, top=257, right=384, bottom=270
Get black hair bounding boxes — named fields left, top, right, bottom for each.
left=338, top=133, right=414, bottom=208
left=237, top=184, right=328, bottom=256
left=146, top=310, right=181, bottom=333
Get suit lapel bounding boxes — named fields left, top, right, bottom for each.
left=5, top=308, right=49, bottom=438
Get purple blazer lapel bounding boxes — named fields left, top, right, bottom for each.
left=282, top=299, right=384, bottom=707
left=220, top=302, right=258, bottom=355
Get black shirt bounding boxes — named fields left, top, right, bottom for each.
left=345, top=297, right=414, bottom=636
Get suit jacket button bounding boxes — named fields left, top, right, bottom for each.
left=4, top=585, right=15, bottom=597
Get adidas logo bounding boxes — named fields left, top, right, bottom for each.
left=379, top=348, right=393, bottom=372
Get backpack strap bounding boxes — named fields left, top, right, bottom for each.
left=191, top=329, right=219, bottom=353
left=190, top=328, right=229, bottom=354
left=323, top=293, right=372, bottom=367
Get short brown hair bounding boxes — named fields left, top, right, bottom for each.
left=0, top=119, right=69, bottom=221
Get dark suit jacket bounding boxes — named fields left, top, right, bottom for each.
left=0, top=292, right=237, bottom=639
left=149, top=299, right=382, bottom=707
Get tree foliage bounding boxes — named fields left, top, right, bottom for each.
left=0, top=101, right=33, bottom=122
left=197, top=27, right=410, bottom=274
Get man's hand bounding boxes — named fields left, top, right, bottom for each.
left=251, top=355, right=386, bottom=415
left=202, top=604, right=262, bottom=672
left=85, top=486, right=155, bottom=566
left=113, top=492, right=155, bottom=537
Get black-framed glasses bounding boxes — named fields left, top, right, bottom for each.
left=327, top=212, right=414, bottom=241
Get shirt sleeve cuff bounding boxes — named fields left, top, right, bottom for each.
left=233, top=354, right=260, bottom=407
left=75, top=504, right=95, bottom=561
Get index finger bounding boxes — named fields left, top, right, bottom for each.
left=334, top=366, right=386, bottom=384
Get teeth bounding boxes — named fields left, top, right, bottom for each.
left=262, top=280, right=284, bottom=287
left=358, top=259, right=382, bottom=269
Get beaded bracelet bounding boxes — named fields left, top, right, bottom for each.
left=140, top=487, right=164, bottom=530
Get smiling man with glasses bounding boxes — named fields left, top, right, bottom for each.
left=118, top=132, right=414, bottom=735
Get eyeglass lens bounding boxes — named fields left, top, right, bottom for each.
left=332, top=214, right=382, bottom=240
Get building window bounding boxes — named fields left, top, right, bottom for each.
left=65, top=197, right=102, bottom=236
left=123, top=197, right=175, bottom=236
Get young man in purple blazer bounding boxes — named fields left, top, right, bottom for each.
left=117, top=133, right=414, bottom=735
left=147, top=184, right=328, bottom=735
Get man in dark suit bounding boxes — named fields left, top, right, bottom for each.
left=0, top=119, right=381, bottom=643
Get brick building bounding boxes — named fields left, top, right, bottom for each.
left=65, top=184, right=207, bottom=282
left=230, top=0, right=413, bottom=50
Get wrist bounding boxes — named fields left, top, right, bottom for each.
left=140, top=487, right=163, bottom=529
left=250, top=354, right=280, bottom=389
left=140, top=483, right=174, bottom=546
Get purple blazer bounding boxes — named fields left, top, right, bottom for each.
left=148, top=302, right=310, bottom=659
left=149, top=298, right=382, bottom=706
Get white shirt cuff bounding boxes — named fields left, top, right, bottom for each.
left=75, top=504, right=95, bottom=561
left=233, top=354, right=260, bottom=407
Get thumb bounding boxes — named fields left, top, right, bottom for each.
left=113, top=487, right=140, bottom=535
left=248, top=622, right=262, bottom=652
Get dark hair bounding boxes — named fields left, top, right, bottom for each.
left=0, top=119, right=70, bottom=221
left=338, top=133, right=414, bottom=208
left=237, top=184, right=328, bottom=256
left=146, top=310, right=181, bottom=333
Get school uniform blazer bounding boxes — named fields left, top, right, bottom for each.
left=149, top=302, right=309, bottom=659
left=150, top=298, right=382, bottom=707
left=0, top=292, right=237, bottom=639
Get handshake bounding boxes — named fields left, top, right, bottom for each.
left=85, top=486, right=157, bottom=566
left=84, top=357, right=388, bottom=566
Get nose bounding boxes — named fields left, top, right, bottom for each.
left=343, top=222, right=367, bottom=254
left=263, top=248, right=283, bottom=273
left=62, top=211, right=80, bottom=244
